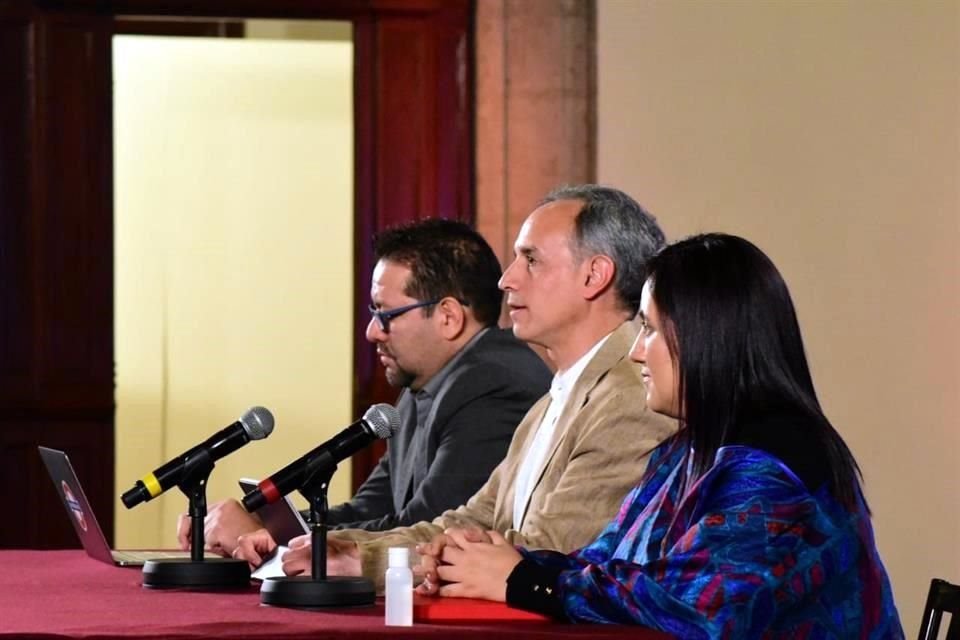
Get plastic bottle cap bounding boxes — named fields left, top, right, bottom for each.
left=388, top=546, right=409, bottom=568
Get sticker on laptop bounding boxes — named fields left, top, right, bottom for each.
left=62, top=480, right=88, bottom=532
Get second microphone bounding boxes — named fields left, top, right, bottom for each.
left=242, top=403, right=400, bottom=513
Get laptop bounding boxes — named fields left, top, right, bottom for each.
left=238, top=478, right=309, bottom=545
left=38, top=446, right=203, bottom=566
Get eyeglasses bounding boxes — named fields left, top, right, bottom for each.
left=367, top=299, right=441, bottom=333
left=368, top=297, right=471, bottom=333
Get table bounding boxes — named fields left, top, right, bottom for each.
left=0, top=551, right=669, bottom=639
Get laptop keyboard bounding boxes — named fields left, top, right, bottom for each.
left=112, top=550, right=193, bottom=562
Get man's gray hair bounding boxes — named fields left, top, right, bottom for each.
left=541, top=184, right=666, bottom=313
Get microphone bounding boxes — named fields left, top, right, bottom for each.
left=121, top=406, right=275, bottom=509
left=242, top=403, right=400, bottom=513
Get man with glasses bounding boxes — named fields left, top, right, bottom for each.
left=177, top=219, right=550, bottom=556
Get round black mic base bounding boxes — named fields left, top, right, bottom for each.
left=260, top=576, right=376, bottom=608
left=142, top=558, right=251, bottom=589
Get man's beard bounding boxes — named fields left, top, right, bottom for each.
left=385, top=363, right=415, bottom=389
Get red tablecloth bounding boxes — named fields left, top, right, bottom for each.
left=0, top=550, right=669, bottom=639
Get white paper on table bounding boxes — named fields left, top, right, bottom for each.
left=251, top=545, right=290, bottom=581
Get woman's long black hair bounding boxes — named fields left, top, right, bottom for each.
left=645, top=233, right=864, bottom=509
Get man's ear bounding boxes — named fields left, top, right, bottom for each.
left=435, top=297, right=467, bottom=340
left=582, top=255, right=616, bottom=301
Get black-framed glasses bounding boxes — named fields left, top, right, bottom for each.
left=368, top=299, right=441, bottom=333
left=368, top=297, right=471, bottom=333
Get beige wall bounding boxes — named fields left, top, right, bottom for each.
left=113, top=33, right=353, bottom=547
left=598, top=0, right=958, bottom=633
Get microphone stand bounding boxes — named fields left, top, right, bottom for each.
left=260, top=455, right=375, bottom=607
left=141, top=449, right=251, bottom=589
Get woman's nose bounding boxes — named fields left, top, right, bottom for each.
left=629, top=333, right=645, bottom=363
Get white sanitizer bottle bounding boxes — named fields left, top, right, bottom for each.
left=385, top=546, right=413, bottom=626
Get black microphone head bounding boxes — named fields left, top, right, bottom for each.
left=363, top=403, right=400, bottom=439
left=240, top=406, right=275, bottom=440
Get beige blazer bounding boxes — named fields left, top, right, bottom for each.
left=335, top=321, right=678, bottom=589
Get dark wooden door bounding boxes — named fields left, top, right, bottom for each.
left=0, top=2, right=116, bottom=548
left=0, top=0, right=472, bottom=548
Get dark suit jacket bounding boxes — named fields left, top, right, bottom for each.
left=324, top=327, right=552, bottom=531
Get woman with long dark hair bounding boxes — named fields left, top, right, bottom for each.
left=418, top=234, right=903, bottom=637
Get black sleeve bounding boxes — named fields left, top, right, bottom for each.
left=322, top=452, right=396, bottom=527
left=505, top=557, right=567, bottom=620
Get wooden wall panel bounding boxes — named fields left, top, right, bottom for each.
left=0, top=16, right=34, bottom=406
left=32, top=13, right=114, bottom=410
left=0, top=419, right=112, bottom=548
left=0, top=6, right=116, bottom=548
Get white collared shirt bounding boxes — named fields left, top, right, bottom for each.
left=511, top=333, right=612, bottom=529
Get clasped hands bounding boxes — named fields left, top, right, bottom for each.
left=414, top=528, right=522, bottom=602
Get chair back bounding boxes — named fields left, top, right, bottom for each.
left=919, top=578, right=960, bottom=640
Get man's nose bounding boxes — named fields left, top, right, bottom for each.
left=499, top=258, right=519, bottom=291
left=365, top=317, right=386, bottom=343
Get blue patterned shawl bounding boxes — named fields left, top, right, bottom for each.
left=517, top=435, right=903, bottom=638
